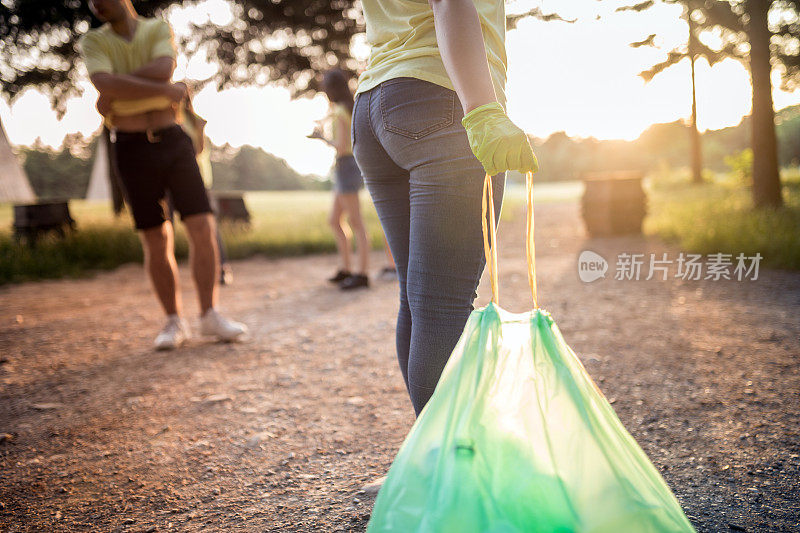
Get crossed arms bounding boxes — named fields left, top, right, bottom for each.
left=90, top=56, right=185, bottom=116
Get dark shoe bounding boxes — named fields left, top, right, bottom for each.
left=339, top=273, right=369, bottom=290
left=328, top=269, right=351, bottom=283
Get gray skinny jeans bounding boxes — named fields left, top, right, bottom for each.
left=352, top=77, right=505, bottom=415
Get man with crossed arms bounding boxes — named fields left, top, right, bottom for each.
left=80, top=0, right=247, bottom=349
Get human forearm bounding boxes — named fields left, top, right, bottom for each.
left=90, top=72, right=182, bottom=100
left=428, top=0, right=538, bottom=175
left=429, top=0, right=497, bottom=114
left=129, top=57, right=176, bottom=83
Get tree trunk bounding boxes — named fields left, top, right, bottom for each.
left=747, top=0, right=783, bottom=207
left=688, top=21, right=703, bottom=184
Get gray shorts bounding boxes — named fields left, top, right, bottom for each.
left=334, top=154, right=364, bottom=193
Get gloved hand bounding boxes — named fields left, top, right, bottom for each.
left=461, top=102, right=539, bottom=176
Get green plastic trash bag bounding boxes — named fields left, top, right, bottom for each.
left=367, top=173, right=695, bottom=533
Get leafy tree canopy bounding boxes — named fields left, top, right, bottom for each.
left=611, top=0, right=799, bottom=88
left=0, top=0, right=363, bottom=114
left=0, top=0, right=560, bottom=114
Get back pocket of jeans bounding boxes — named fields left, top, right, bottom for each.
left=380, top=78, right=455, bottom=140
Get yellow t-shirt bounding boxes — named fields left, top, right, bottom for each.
left=329, top=103, right=353, bottom=156
left=78, top=17, right=177, bottom=124
left=356, top=0, right=507, bottom=108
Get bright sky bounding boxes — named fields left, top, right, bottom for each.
left=1, top=0, right=799, bottom=176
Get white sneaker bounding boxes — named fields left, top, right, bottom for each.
left=200, top=308, right=248, bottom=342
left=154, top=315, right=190, bottom=351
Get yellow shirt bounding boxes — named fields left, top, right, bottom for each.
left=356, top=0, right=507, bottom=108
left=78, top=17, right=177, bottom=124
left=330, top=103, right=353, bottom=156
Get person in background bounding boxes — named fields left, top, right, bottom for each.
left=308, top=69, right=370, bottom=291
left=352, top=0, right=538, bottom=416
left=79, top=0, right=247, bottom=349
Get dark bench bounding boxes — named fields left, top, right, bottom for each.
left=13, top=201, right=76, bottom=244
left=211, top=192, right=251, bottom=225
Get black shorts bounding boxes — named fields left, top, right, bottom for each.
left=111, top=125, right=212, bottom=230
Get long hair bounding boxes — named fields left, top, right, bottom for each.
left=322, top=69, right=354, bottom=115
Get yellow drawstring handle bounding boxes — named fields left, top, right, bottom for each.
left=525, top=171, right=538, bottom=308
left=481, top=171, right=538, bottom=309
left=481, top=173, right=500, bottom=304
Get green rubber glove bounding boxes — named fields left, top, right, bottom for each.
left=461, top=102, right=539, bottom=176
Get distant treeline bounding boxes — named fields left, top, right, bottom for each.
left=529, top=104, right=799, bottom=182
left=20, top=138, right=327, bottom=199
left=22, top=142, right=95, bottom=199
left=209, top=144, right=327, bottom=192
left=19, top=104, right=800, bottom=199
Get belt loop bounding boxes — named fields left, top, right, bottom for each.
left=109, top=129, right=117, bottom=143
left=146, top=128, right=162, bottom=143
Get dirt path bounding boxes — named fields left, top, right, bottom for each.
left=1, top=200, right=798, bottom=532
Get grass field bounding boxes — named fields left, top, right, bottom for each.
left=645, top=167, right=800, bottom=270
left=0, top=184, right=546, bottom=285
left=4, top=172, right=796, bottom=285
left=0, top=191, right=377, bottom=285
